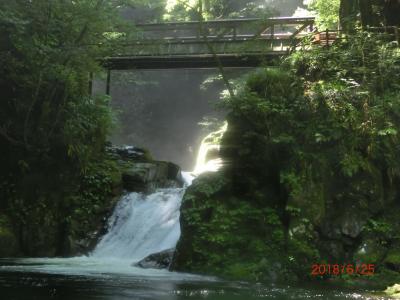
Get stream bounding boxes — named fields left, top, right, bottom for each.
left=0, top=257, right=391, bottom=300
left=0, top=150, right=393, bottom=299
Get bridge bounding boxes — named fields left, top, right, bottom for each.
left=103, top=16, right=315, bottom=70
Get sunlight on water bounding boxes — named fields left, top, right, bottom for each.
left=192, top=121, right=227, bottom=175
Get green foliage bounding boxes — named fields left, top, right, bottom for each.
left=0, top=0, right=123, bottom=153
left=67, top=158, right=121, bottom=240
left=306, top=0, right=340, bottom=30
left=174, top=172, right=311, bottom=282
left=365, top=219, right=393, bottom=238
left=0, top=0, right=131, bottom=255
left=186, top=173, right=226, bottom=197
left=286, top=31, right=400, bottom=184
left=223, top=68, right=305, bottom=165
left=64, top=95, right=116, bottom=172
left=164, top=0, right=275, bottom=21
left=175, top=29, right=400, bottom=283
left=224, top=31, right=397, bottom=210
left=385, top=252, right=400, bottom=266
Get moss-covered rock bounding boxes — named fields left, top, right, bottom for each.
left=173, top=61, right=400, bottom=287
left=171, top=172, right=318, bottom=282
left=122, top=161, right=182, bottom=193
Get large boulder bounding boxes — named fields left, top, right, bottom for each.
left=122, top=161, right=183, bottom=192
left=133, top=248, right=175, bottom=269
left=170, top=172, right=304, bottom=282
left=106, top=144, right=183, bottom=192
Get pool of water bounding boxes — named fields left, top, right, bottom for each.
left=0, top=258, right=391, bottom=300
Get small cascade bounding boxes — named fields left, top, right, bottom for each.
left=91, top=187, right=185, bottom=261
left=91, top=123, right=227, bottom=262
left=193, top=121, right=227, bottom=175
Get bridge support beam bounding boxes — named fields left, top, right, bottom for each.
left=103, top=53, right=285, bottom=70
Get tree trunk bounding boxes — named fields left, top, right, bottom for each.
left=359, top=0, right=376, bottom=27
left=339, top=0, right=359, bottom=32
left=383, top=0, right=400, bottom=26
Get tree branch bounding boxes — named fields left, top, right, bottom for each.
left=177, top=0, right=235, bottom=98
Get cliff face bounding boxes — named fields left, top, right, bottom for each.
left=172, top=65, right=400, bottom=286
left=172, top=110, right=400, bottom=285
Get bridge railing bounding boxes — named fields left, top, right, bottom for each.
left=311, top=26, right=400, bottom=48
left=134, top=17, right=314, bottom=40
left=112, top=17, right=314, bottom=57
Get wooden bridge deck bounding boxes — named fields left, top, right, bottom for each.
left=104, top=16, right=315, bottom=70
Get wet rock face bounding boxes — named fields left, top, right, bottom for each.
left=133, top=248, right=175, bottom=269
left=106, top=144, right=183, bottom=193
left=106, top=145, right=147, bottom=161
left=122, top=161, right=183, bottom=193
left=316, top=205, right=367, bottom=262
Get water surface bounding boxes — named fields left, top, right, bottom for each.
left=0, top=258, right=391, bottom=300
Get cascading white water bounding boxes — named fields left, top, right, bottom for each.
left=193, top=121, right=227, bottom=175
left=91, top=123, right=227, bottom=262
left=91, top=187, right=186, bottom=261
left=0, top=125, right=227, bottom=280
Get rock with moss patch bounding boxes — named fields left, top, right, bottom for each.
left=171, top=172, right=301, bottom=282
left=133, top=248, right=174, bottom=269
left=122, top=161, right=182, bottom=192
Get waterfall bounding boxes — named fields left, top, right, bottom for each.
left=193, top=121, right=227, bottom=175
left=91, top=123, right=227, bottom=262
left=91, top=185, right=187, bottom=261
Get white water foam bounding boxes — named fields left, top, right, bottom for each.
left=0, top=129, right=225, bottom=279
left=91, top=188, right=184, bottom=262
left=91, top=122, right=226, bottom=262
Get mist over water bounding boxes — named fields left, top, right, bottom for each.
left=94, top=69, right=250, bottom=170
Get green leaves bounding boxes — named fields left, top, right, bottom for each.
left=0, top=0, right=132, bottom=254
left=63, top=95, right=115, bottom=173
left=306, top=0, right=340, bottom=30
left=377, top=127, right=398, bottom=137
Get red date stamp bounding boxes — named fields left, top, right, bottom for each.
left=311, top=264, right=375, bottom=276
